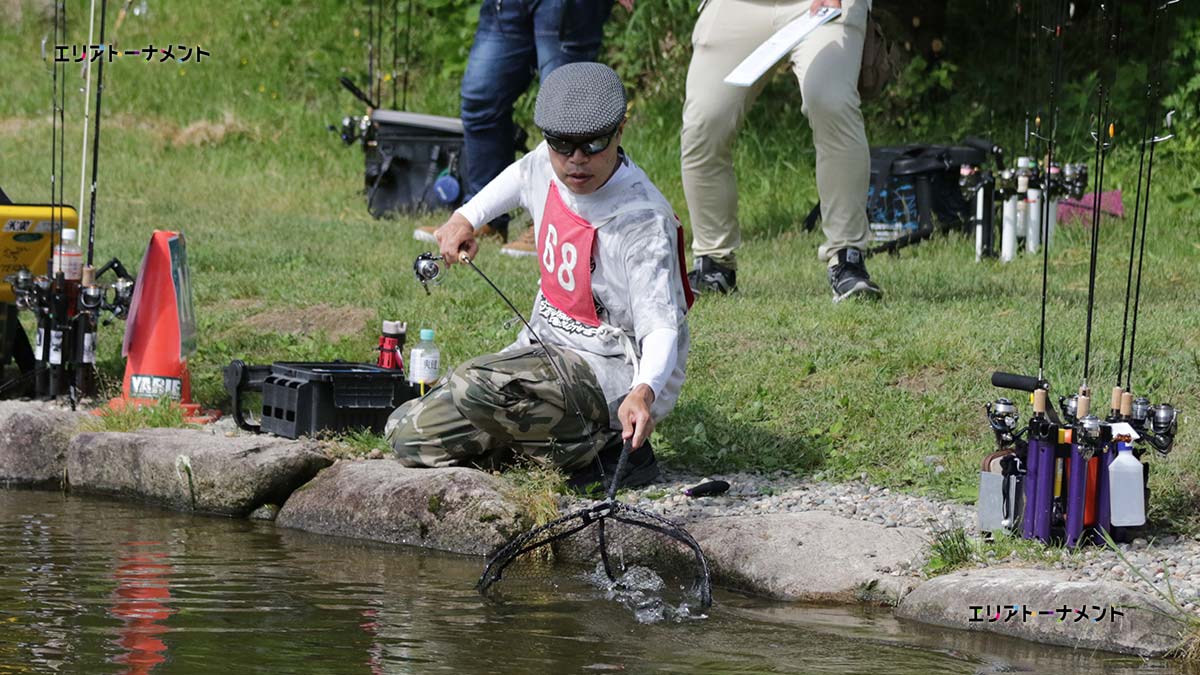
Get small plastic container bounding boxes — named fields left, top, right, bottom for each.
left=408, top=328, right=440, bottom=392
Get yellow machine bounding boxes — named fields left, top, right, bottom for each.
left=0, top=203, right=78, bottom=303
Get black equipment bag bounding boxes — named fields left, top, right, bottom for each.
left=804, top=144, right=978, bottom=245
left=365, top=110, right=469, bottom=218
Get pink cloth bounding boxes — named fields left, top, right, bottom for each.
left=1058, top=190, right=1124, bottom=225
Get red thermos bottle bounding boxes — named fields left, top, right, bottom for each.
left=377, top=320, right=407, bottom=372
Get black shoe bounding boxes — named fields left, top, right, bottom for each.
left=829, top=248, right=882, bottom=303
left=687, top=256, right=737, bottom=295
left=567, top=439, right=660, bottom=492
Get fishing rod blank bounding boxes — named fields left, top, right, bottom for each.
left=78, top=0, right=99, bottom=213
left=86, top=0, right=109, bottom=268
left=1122, top=0, right=1178, bottom=392
left=1080, top=0, right=1125, bottom=392
left=1035, top=0, right=1069, bottom=382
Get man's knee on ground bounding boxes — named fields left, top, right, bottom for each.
left=384, top=401, right=423, bottom=458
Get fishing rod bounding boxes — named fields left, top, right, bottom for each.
left=75, top=0, right=112, bottom=398
left=1034, top=0, right=1069, bottom=385
left=85, top=0, right=109, bottom=269
left=1121, top=0, right=1180, bottom=456
left=982, top=0, right=1071, bottom=544
left=1079, top=0, right=1121, bottom=398
left=401, top=0, right=413, bottom=110
left=42, top=0, right=70, bottom=401
left=367, top=0, right=375, bottom=109
left=1060, top=0, right=1127, bottom=549
left=78, top=0, right=98, bottom=214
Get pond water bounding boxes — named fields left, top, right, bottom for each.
left=0, top=490, right=1192, bottom=674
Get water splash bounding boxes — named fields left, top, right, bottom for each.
left=586, top=563, right=705, bottom=624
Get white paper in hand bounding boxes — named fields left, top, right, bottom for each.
left=723, top=7, right=841, bottom=87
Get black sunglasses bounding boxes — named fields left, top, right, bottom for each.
left=543, top=129, right=618, bottom=156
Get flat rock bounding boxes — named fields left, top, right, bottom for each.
left=67, top=428, right=331, bottom=516
left=276, top=461, right=524, bottom=557
left=0, top=400, right=84, bottom=488
left=689, top=511, right=923, bottom=603
left=896, top=568, right=1185, bottom=657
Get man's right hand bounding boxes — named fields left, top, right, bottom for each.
left=435, top=212, right=478, bottom=266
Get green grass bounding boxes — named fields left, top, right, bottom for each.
left=924, top=527, right=1082, bottom=577
left=2, top=1, right=1198, bottom=530
left=499, top=462, right=568, bottom=530
left=84, top=398, right=196, bottom=432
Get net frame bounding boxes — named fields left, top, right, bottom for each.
left=476, top=445, right=713, bottom=609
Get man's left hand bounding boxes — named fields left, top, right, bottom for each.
left=618, top=384, right=655, bottom=450
left=617, top=0, right=634, bottom=12
left=809, top=0, right=840, bottom=14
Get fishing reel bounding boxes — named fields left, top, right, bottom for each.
left=1059, top=393, right=1079, bottom=425
left=994, top=167, right=1017, bottom=200
left=332, top=114, right=371, bottom=147
left=1075, top=412, right=1106, bottom=459
left=413, top=252, right=444, bottom=295
left=1127, top=396, right=1178, bottom=455
left=90, top=257, right=136, bottom=323
left=1147, top=404, right=1178, bottom=454
left=986, top=398, right=1023, bottom=449
left=959, top=163, right=982, bottom=196
left=7, top=268, right=38, bottom=311
left=103, top=276, right=135, bottom=322
left=1059, top=163, right=1088, bottom=200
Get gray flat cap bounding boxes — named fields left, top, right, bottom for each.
left=534, top=62, right=626, bottom=137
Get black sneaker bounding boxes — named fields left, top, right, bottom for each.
left=829, top=248, right=882, bottom=303
left=567, top=438, right=660, bottom=492
left=687, top=256, right=737, bottom=295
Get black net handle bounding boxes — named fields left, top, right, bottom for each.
left=606, top=440, right=632, bottom=501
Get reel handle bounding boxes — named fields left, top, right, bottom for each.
left=991, top=371, right=1047, bottom=392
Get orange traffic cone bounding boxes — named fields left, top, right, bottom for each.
left=109, top=230, right=219, bottom=423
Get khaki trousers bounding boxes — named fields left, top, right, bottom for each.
left=681, top=0, right=872, bottom=267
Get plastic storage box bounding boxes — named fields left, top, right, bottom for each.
left=260, top=362, right=413, bottom=439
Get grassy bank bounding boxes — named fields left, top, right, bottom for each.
left=1, top=1, right=1197, bottom=530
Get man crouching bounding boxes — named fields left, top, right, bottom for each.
left=386, top=62, right=693, bottom=488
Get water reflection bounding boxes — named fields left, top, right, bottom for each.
left=0, top=491, right=1195, bottom=675
left=15, top=512, right=74, bottom=671
left=109, top=543, right=174, bottom=675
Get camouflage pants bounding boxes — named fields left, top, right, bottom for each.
left=385, top=345, right=617, bottom=472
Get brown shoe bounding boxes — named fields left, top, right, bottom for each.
left=413, top=225, right=438, bottom=243
left=500, top=226, right=538, bottom=257
left=412, top=223, right=507, bottom=244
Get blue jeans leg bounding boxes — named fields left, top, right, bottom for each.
left=460, top=4, right=537, bottom=220
left=461, top=0, right=614, bottom=221
left=532, top=0, right=612, bottom=75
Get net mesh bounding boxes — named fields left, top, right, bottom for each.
left=477, top=500, right=712, bottom=620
